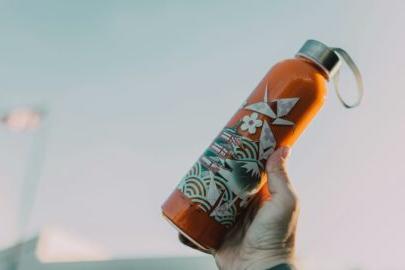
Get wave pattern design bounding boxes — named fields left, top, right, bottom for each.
left=178, top=127, right=264, bottom=227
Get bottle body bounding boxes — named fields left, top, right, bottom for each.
left=162, top=57, right=328, bottom=252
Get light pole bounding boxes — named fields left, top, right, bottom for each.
left=1, top=106, right=49, bottom=270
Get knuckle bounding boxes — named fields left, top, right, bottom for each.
left=283, top=190, right=299, bottom=211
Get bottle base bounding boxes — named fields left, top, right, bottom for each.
left=161, top=189, right=227, bottom=252
left=161, top=212, right=213, bottom=253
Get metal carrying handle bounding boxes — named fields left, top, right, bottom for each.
left=331, top=47, right=364, bottom=109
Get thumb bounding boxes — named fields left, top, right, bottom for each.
left=266, top=147, right=296, bottom=206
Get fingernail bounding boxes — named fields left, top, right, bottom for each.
left=281, top=147, right=291, bottom=159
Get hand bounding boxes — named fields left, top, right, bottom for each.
left=214, top=147, right=299, bottom=270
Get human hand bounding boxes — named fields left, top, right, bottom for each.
left=214, top=147, right=299, bottom=270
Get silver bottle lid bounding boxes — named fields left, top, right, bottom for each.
left=296, top=39, right=341, bottom=79
left=296, top=39, right=364, bottom=108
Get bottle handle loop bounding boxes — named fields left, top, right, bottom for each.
left=331, top=48, right=364, bottom=109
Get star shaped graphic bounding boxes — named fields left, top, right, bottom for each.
left=244, top=84, right=299, bottom=126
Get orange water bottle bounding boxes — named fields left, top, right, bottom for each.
left=162, top=40, right=363, bottom=252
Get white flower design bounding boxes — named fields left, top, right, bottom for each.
left=240, top=112, right=263, bottom=134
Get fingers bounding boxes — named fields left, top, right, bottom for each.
left=221, top=192, right=262, bottom=246
left=266, top=147, right=297, bottom=209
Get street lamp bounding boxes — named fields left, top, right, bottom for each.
left=1, top=107, right=44, bottom=132
left=0, top=106, right=48, bottom=269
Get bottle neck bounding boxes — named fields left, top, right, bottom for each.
left=295, top=56, right=330, bottom=81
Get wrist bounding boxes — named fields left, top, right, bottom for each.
left=245, top=256, right=295, bottom=270
left=215, top=244, right=296, bottom=270
left=266, top=263, right=296, bottom=270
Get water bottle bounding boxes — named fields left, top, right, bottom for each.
left=162, top=40, right=364, bottom=252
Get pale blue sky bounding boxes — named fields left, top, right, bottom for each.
left=1, top=1, right=404, bottom=269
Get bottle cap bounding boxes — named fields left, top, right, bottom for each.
left=296, top=39, right=341, bottom=79
left=296, top=39, right=364, bottom=109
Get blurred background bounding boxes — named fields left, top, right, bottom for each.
left=0, top=0, right=404, bottom=269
